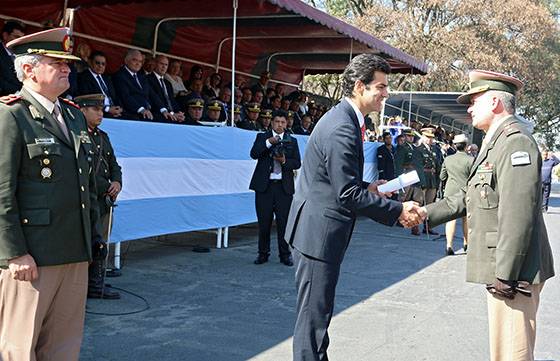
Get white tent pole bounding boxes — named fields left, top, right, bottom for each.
left=230, top=0, right=239, bottom=127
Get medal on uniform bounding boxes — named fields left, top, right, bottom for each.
left=42, top=158, right=50, bottom=165
left=41, top=167, right=52, bottom=179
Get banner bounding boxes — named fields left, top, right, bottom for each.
left=101, top=119, right=380, bottom=242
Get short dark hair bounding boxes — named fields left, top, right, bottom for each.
left=2, top=21, right=25, bottom=35
left=456, top=142, right=467, bottom=151
left=89, top=50, right=106, bottom=60
left=341, top=54, right=391, bottom=98
left=382, top=131, right=391, bottom=138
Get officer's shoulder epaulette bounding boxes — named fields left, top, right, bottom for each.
left=504, top=123, right=522, bottom=137
left=0, top=94, right=22, bottom=105
left=61, top=98, right=80, bottom=109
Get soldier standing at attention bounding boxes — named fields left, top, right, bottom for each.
left=0, top=28, right=103, bottom=361
left=420, top=70, right=554, bottom=361
left=75, top=94, right=122, bottom=299
left=395, top=128, right=423, bottom=235
left=417, top=127, right=439, bottom=235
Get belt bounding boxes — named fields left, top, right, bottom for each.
left=269, top=179, right=283, bottom=183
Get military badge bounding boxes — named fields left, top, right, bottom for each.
left=35, top=137, right=55, bottom=145
left=79, top=130, right=92, bottom=144
left=41, top=167, right=52, bottom=179
left=511, top=151, right=530, bottom=166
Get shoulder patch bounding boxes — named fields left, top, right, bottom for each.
left=61, top=98, right=80, bottom=109
left=0, top=94, right=22, bottom=105
left=511, top=151, right=531, bottom=166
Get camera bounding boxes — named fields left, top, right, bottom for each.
left=271, top=135, right=292, bottom=158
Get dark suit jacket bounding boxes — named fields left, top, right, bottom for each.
left=0, top=46, right=21, bottom=95
left=376, top=144, right=395, bottom=180
left=0, top=88, right=101, bottom=267
left=285, top=99, right=403, bottom=264
left=249, top=131, right=301, bottom=195
left=112, top=66, right=153, bottom=120
left=77, top=69, right=119, bottom=105
left=146, top=73, right=182, bottom=113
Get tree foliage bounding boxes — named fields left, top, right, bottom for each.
left=303, top=0, right=560, bottom=148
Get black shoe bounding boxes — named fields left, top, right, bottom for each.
left=254, top=255, right=269, bottom=264
left=446, top=247, right=455, bottom=256
left=411, top=227, right=420, bottom=236
left=106, top=269, right=122, bottom=278
left=463, top=244, right=468, bottom=252
left=280, top=255, right=293, bottom=267
left=88, top=286, right=121, bottom=300
left=193, top=245, right=210, bottom=253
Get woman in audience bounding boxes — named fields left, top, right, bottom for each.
left=184, top=65, right=204, bottom=89
left=203, top=73, right=222, bottom=100
left=165, top=60, right=189, bottom=97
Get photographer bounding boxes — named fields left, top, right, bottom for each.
left=249, top=114, right=301, bottom=266
left=75, top=94, right=123, bottom=299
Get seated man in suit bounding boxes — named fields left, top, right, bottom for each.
left=112, top=49, right=155, bottom=121
left=0, top=21, right=25, bottom=96
left=293, top=114, right=312, bottom=135
left=77, top=50, right=122, bottom=118
left=147, top=54, right=185, bottom=123
left=250, top=113, right=301, bottom=266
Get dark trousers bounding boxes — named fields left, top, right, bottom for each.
left=293, top=248, right=342, bottom=361
left=542, top=182, right=551, bottom=210
left=255, top=180, right=292, bottom=258
left=88, top=212, right=110, bottom=291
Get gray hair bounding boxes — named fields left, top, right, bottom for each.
left=124, top=48, right=141, bottom=61
left=14, top=54, right=41, bottom=82
left=487, top=90, right=516, bottom=113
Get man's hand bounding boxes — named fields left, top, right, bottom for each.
left=273, top=154, right=286, bottom=164
left=108, top=106, right=122, bottom=117
left=367, top=180, right=392, bottom=198
left=8, top=254, right=38, bottom=281
left=398, top=201, right=425, bottom=228
left=107, top=181, right=121, bottom=199
left=163, top=111, right=176, bottom=122
left=486, top=278, right=517, bottom=299
left=175, top=112, right=185, bottom=122
left=141, top=109, right=154, bottom=120
left=268, top=136, right=280, bottom=145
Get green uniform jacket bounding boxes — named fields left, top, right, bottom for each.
left=440, top=151, right=474, bottom=197
left=394, top=142, right=415, bottom=176
left=0, top=88, right=101, bottom=267
left=416, top=144, right=438, bottom=189
left=89, top=127, right=122, bottom=217
left=426, top=116, right=554, bottom=284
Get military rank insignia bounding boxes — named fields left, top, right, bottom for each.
left=79, top=130, right=92, bottom=144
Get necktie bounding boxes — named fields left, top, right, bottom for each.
left=361, top=123, right=366, bottom=141
left=52, top=104, right=70, bottom=141
left=160, top=77, right=173, bottom=111
left=97, top=75, right=113, bottom=106
left=133, top=73, right=142, bottom=89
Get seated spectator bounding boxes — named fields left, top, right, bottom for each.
left=203, top=72, right=222, bottom=100
left=289, top=100, right=302, bottom=127
left=270, top=95, right=281, bottom=111
left=238, top=102, right=260, bottom=130
left=184, top=65, right=203, bottom=90
left=77, top=50, right=123, bottom=118
left=165, top=60, right=189, bottom=97
left=218, top=86, right=232, bottom=120
left=275, top=83, right=285, bottom=98
left=232, top=104, right=242, bottom=126
left=241, top=86, right=252, bottom=105
left=186, top=78, right=204, bottom=100
left=147, top=54, right=185, bottom=123
left=185, top=97, right=205, bottom=125
left=234, top=87, right=242, bottom=105
left=112, top=49, right=155, bottom=120
left=307, top=101, right=318, bottom=121
left=251, top=71, right=270, bottom=95
left=0, top=20, right=25, bottom=96
left=202, top=100, right=223, bottom=123
left=257, top=109, right=273, bottom=131
left=252, top=89, right=264, bottom=105
left=294, top=114, right=312, bottom=135
left=284, top=110, right=295, bottom=134
left=141, top=53, right=156, bottom=76
left=298, top=92, right=309, bottom=115
left=74, top=42, right=91, bottom=73
left=280, top=97, right=290, bottom=111
left=263, top=87, right=276, bottom=108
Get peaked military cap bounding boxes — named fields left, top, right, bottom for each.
left=286, top=110, right=294, bottom=118
left=401, top=128, right=413, bottom=136
left=260, top=109, right=273, bottom=118
left=206, top=100, right=222, bottom=111
left=246, top=102, right=261, bottom=113
left=7, top=27, right=80, bottom=60
left=187, top=97, right=205, bottom=108
left=233, top=104, right=241, bottom=114
left=421, top=127, right=435, bottom=138
left=453, top=133, right=468, bottom=144
left=74, top=94, right=105, bottom=108
left=457, top=69, right=524, bottom=105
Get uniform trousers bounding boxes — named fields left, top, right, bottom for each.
left=0, top=262, right=88, bottom=361
left=541, top=182, right=551, bottom=210
left=487, top=283, right=543, bottom=361
left=255, top=180, right=292, bottom=258
left=88, top=212, right=111, bottom=292
left=293, top=248, right=342, bottom=361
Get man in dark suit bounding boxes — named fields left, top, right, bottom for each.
left=377, top=131, right=396, bottom=181
left=76, top=50, right=123, bottom=118
left=146, top=54, right=185, bottom=123
left=112, top=49, right=155, bottom=121
left=250, top=113, right=301, bottom=266
left=0, top=21, right=25, bottom=96
left=285, top=54, right=423, bottom=361
left=0, top=28, right=103, bottom=361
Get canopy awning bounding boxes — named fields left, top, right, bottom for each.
left=384, top=91, right=472, bottom=134
left=1, top=0, right=427, bottom=86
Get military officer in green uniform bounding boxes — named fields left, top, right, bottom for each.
left=439, top=133, right=473, bottom=255
left=395, top=128, right=423, bottom=235
left=75, top=94, right=122, bottom=300
left=417, top=127, right=439, bottom=235
left=420, top=70, right=554, bottom=361
left=0, top=28, right=103, bottom=361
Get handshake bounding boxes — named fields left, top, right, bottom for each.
left=367, top=180, right=427, bottom=228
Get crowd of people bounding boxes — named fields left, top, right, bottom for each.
left=0, top=21, right=330, bottom=136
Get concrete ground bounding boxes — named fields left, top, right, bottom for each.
left=81, top=188, right=560, bottom=361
